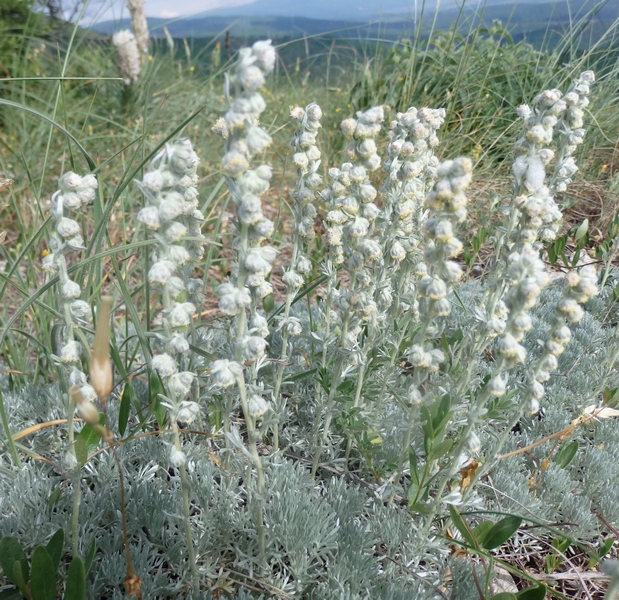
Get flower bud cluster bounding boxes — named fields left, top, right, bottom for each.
left=112, top=30, right=141, bottom=85
left=45, top=172, right=98, bottom=367
left=519, top=264, right=599, bottom=414
left=216, top=40, right=277, bottom=313
left=510, top=75, right=590, bottom=248
left=340, top=106, right=385, bottom=171
left=382, top=107, right=445, bottom=244
left=44, top=172, right=98, bottom=466
left=211, top=41, right=277, bottom=423
left=285, top=103, right=323, bottom=294
left=490, top=250, right=549, bottom=375
left=137, top=139, right=204, bottom=426
left=549, top=71, right=594, bottom=194
left=419, top=157, right=473, bottom=318
left=139, top=138, right=205, bottom=299
left=322, top=108, right=385, bottom=351
left=376, top=106, right=446, bottom=316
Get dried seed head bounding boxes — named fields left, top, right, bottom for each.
left=90, top=296, right=114, bottom=400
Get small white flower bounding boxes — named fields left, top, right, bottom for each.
left=42, top=253, right=58, bottom=273
left=164, top=222, right=187, bottom=243
left=169, top=447, right=187, bottom=468
left=296, top=257, right=312, bottom=274
left=246, top=126, right=272, bottom=154
left=78, top=400, right=100, bottom=425
left=252, top=39, right=276, bottom=73
left=168, top=276, right=185, bottom=299
left=486, top=375, right=506, bottom=397
left=177, top=401, right=200, bottom=424
left=56, top=217, right=81, bottom=239
left=168, top=371, right=195, bottom=398
left=241, top=336, right=267, bottom=362
left=250, top=314, right=270, bottom=337
left=210, top=359, right=243, bottom=388
left=239, top=65, right=265, bottom=91
left=59, top=172, right=83, bottom=191
left=158, top=195, right=185, bottom=221
left=290, top=106, right=305, bottom=120
left=247, top=394, right=269, bottom=418
left=63, top=451, right=78, bottom=469
left=168, top=245, right=191, bottom=266
left=467, top=431, right=481, bottom=454
left=238, top=193, right=264, bottom=225
left=70, top=300, right=92, bottom=321
left=138, top=206, right=161, bottom=229
left=390, top=242, right=406, bottom=262
left=148, top=260, right=174, bottom=285
left=69, top=367, right=87, bottom=387
left=282, top=270, right=304, bottom=289
left=151, top=353, right=178, bottom=377
left=60, top=341, right=82, bottom=363
left=169, top=302, right=196, bottom=328
left=169, top=333, right=190, bottom=355
left=61, top=281, right=81, bottom=300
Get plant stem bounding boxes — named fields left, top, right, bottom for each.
left=236, top=374, right=266, bottom=562
left=271, top=241, right=300, bottom=451
left=171, top=420, right=199, bottom=591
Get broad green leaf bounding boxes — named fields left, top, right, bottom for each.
left=575, top=218, right=589, bottom=242
left=517, top=584, right=547, bottom=600
left=79, top=421, right=102, bottom=451
left=11, top=561, right=29, bottom=598
left=46, top=529, right=64, bottom=572
left=407, top=481, right=419, bottom=507
left=473, top=520, right=493, bottom=542
left=63, top=557, right=86, bottom=600
left=73, top=434, right=88, bottom=467
left=149, top=373, right=167, bottom=428
left=488, top=594, right=517, bottom=600
left=409, top=448, right=419, bottom=485
left=118, top=383, right=133, bottom=437
left=0, top=536, right=29, bottom=586
left=47, top=488, right=62, bottom=514
left=478, top=516, right=522, bottom=550
left=30, top=546, right=56, bottom=600
left=84, top=539, right=97, bottom=575
left=555, top=441, right=579, bottom=468
left=428, top=438, right=454, bottom=461
left=0, top=587, right=22, bottom=599
left=449, top=505, right=476, bottom=548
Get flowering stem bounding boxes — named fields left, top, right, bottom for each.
left=70, top=460, right=81, bottom=558
left=272, top=243, right=300, bottom=450
left=171, top=420, right=199, bottom=590
left=311, top=275, right=357, bottom=478
left=236, top=374, right=266, bottom=562
left=309, top=273, right=336, bottom=479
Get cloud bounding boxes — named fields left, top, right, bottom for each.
left=88, top=0, right=258, bottom=23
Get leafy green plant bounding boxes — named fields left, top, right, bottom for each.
left=0, top=530, right=90, bottom=600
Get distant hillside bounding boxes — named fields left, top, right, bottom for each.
left=93, top=0, right=619, bottom=46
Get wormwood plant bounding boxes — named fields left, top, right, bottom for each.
left=1, top=38, right=619, bottom=599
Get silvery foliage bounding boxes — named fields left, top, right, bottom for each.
left=0, top=375, right=444, bottom=598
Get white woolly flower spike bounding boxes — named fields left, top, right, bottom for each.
left=113, top=30, right=141, bottom=85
